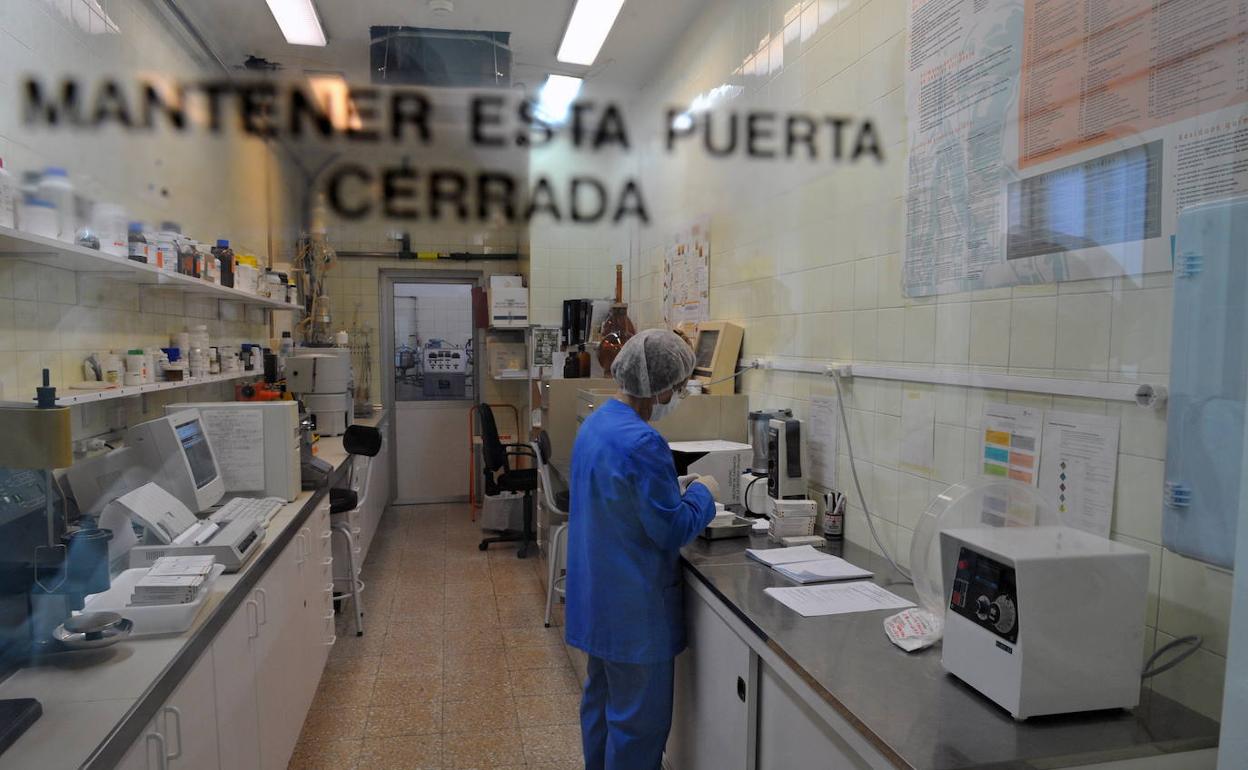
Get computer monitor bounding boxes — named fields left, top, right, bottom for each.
left=125, top=409, right=226, bottom=513
left=690, top=321, right=744, bottom=396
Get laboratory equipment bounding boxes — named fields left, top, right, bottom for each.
left=690, top=321, right=744, bottom=396
left=125, top=409, right=225, bottom=514
left=50, top=612, right=133, bottom=650
left=290, top=348, right=354, bottom=436
left=940, top=526, right=1148, bottom=719
left=100, top=482, right=265, bottom=572
left=210, top=496, right=285, bottom=527
left=166, top=401, right=301, bottom=501
left=423, top=344, right=468, bottom=397
left=767, top=417, right=805, bottom=499
left=669, top=440, right=753, bottom=508
left=748, top=408, right=793, bottom=473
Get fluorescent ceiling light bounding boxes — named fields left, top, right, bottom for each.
left=556, top=0, right=626, bottom=66
left=536, top=75, right=583, bottom=124
left=266, top=0, right=327, bottom=46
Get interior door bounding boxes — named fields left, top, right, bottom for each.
left=383, top=276, right=480, bottom=503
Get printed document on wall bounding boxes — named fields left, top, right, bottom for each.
left=663, top=217, right=710, bottom=326
left=1038, top=411, right=1120, bottom=537
left=808, top=395, right=839, bottom=488
left=980, top=403, right=1042, bottom=486
left=899, top=386, right=935, bottom=476
left=903, top=0, right=1248, bottom=297
left=198, top=408, right=265, bottom=491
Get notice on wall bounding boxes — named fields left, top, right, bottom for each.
left=663, top=216, right=710, bottom=326
left=980, top=403, right=1043, bottom=486
left=899, top=387, right=936, bottom=476
left=1038, top=411, right=1121, bottom=537
left=808, top=395, right=840, bottom=488
left=198, top=408, right=265, bottom=492
left=903, top=0, right=1248, bottom=297
left=529, top=326, right=561, bottom=375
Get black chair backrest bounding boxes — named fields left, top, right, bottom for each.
left=536, top=431, right=552, bottom=467
left=478, top=404, right=507, bottom=474
left=342, top=425, right=382, bottom=457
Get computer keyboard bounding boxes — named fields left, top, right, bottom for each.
left=210, top=497, right=286, bottom=528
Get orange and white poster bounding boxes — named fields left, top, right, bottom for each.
left=904, top=0, right=1248, bottom=297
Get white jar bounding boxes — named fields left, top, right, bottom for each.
left=92, top=203, right=127, bottom=257
left=102, top=354, right=122, bottom=385
left=36, top=167, right=74, bottom=242
left=21, top=198, right=58, bottom=239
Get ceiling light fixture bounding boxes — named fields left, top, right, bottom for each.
left=556, top=0, right=626, bottom=66
left=265, top=0, right=327, bottom=47
left=535, top=74, right=584, bottom=124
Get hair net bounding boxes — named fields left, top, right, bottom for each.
left=612, top=328, right=696, bottom=398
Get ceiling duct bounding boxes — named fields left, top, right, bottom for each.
left=370, top=26, right=511, bottom=87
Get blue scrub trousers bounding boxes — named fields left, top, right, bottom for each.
left=580, top=655, right=675, bottom=770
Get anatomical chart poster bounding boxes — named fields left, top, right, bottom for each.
left=663, top=216, right=710, bottom=326
left=904, top=0, right=1248, bottom=297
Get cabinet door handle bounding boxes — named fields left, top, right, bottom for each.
left=162, top=706, right=183, bottom=760
left=301, top=527, right=312, bottom=560
left=245, top=599, right=259, bottom=639
left=254, top=588, right=268, bottom=625
left=146, top=733, right=168, bottom=770
left=324, top=634, right=337, bottom=647
left=737, top=676, right=746, bottom=702
left=294, top=532, right=306, bottom=566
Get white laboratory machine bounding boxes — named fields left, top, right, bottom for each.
left=288, top=347, right=353, bottom=436
left=166, top=401, right=300, bottom=501
left=125, top=408, right=226, bottom=513
left=939, top=526, right=1149, bottom=720
left=767, top=417, right=805, bottom=499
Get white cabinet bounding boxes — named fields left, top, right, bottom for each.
left=755, top=663, right=873, bottom=769
left=115, top=650, right=219, bottom=770
left=667, top=580, right=758, bottom=770
left=212, top=591, right=261, bottom=770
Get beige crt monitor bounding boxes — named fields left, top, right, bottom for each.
left=691, top=322, right=744, bottom=396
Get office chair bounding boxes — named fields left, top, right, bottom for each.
left=531, top=431, right=570, bottom=627
left=329, top=424, right=382, bottom=636
left=477, top=403, right=539, bottom=558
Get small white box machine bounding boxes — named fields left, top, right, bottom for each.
left=939, top=526, right=1149, bottom=720
left=166, top=401, right=301, bottom=502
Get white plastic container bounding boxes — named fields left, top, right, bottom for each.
left=82, top=565, right=225, bottom=637
left=36, top=167, right=74, bottom=242
left=91, top=203, right=127, bottom=257
left=0, top=157, right=16, bottom=229
left=20, top=198, right=58, bottom=239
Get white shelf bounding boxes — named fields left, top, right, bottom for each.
left=53, top=372, right=259, bottom=406
left=0, top=225, right=300, bottom=311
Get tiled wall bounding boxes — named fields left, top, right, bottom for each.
left=614, top=0, right=1229, bottom=719
left=0, top=1, right=290, bottom=435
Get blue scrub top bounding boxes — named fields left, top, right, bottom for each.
left=565, top=398, right=717, bottom=664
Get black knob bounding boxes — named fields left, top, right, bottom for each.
left=975, top=595, right=991, bottom=620
left=737, top=676, right=746, bottom=702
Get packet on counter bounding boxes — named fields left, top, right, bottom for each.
left=884, top=608, right=943, bottom=652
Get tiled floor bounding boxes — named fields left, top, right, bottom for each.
left=289, top=504, right=584, bottom=770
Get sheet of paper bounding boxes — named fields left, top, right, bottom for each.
left=198, top=407, right=265, bottom=492
left=773, top=557, right=873, bottom=584
left=668, top=440, right=753, bottom=454
left=745, top=545, right=829, bottom=567
left=981, top=403, right=1044, bottom=486
left=765, top=582, right=915, bottom=617
left=1038, top=411, right=1121, bottom=537
left=899, top=387, right=935, bottom=475
left=808, top=395, right=839, bottom=488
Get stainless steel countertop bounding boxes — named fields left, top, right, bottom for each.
left=681, top=533, right=1220, bottom=770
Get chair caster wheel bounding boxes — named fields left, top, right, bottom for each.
left=544, top=623, right=551, bottom=628
left=479, top=542, right=489, bottom=551
left=355, top=631, right=363, bottom=637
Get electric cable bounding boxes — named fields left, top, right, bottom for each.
left=699, top=362, right=759, bottom=390
left=742, top=474, right=766, bottom=516
left=830, top=369, right=912, bottom=582
left=1141, top=634, right=1203, bottom=678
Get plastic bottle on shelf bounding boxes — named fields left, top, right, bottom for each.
left=91, top=203, right=127, bottom=257
left=127, top=222, right=149, bottom=263
left=20, top=198, right=58, bottom=239
left=125, top=349, right=145, bottom=387
left=0, top=157, right=16, bottom=229
left=36, top=167, right=74, bottom=242
left=212, top=240, right=235, bottom=288
left=102, top=353, right=122, bottom=385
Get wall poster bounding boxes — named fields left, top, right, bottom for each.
left=903, top=0, right=1248, bottom=297
left=663, top=216, right=711, bottom=326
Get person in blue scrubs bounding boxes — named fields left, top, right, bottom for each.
left=566, top=328, right=722, bottom=770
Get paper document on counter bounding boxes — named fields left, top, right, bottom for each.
left=747, top=545, right=873, bottom=584
left=745, top=545, right=828, bottom=566
left=765, top=582, right=914, bottom=617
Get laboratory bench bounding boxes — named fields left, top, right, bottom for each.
left=0, top=410, right=388, bottom=770
left=671, top=534, right=1221, bottom=770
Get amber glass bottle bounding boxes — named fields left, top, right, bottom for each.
left=597, top=264, right=636, bottom=372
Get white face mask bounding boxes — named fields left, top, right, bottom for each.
left=650, top=395, right=679, bottom=422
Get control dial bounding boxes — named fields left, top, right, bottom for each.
left=975, top=595, right=991, bottom=621
left=992, top=596, right=1017, bottom=635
